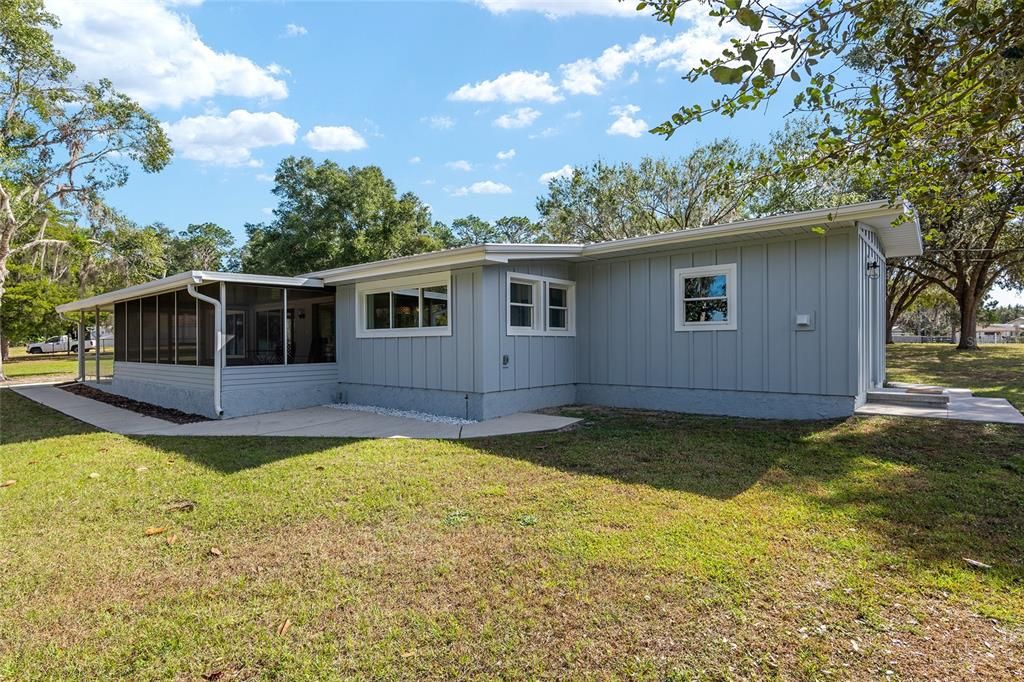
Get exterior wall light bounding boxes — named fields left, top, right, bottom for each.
left=866, top=260, right=881, bottom=280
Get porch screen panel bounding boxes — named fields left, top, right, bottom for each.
left=114, top=302, right=126, bottom=362
left=126, top=299, right=141, bottom=362
left=175, top=289, right=197, bottom=365
left=197, top=283, right=219, bottom=367
left=286, top=287, right=336, bottom=363
left=224, top=284, right=284, bottom=366
left=141, top=296, right=157, bottom=362
left=157, top=292, right=175, bottom=363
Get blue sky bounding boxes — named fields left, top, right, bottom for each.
left=41, top=0, right=1024, bottom=305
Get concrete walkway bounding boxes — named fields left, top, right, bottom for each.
left=855, top=388, right=1024, bottom=424
left=8, top=385, right=580, bottom=439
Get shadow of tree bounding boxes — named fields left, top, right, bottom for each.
left=470, top=406, right=1024, bottom=574
left=0, top=390, right=97, bottom=445
left=131, top=434, right=359, bottom=474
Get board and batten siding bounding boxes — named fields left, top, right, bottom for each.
left=576, top=228, right=857, bottom=397
left=479, top=261, right=577, bottom=394
left=336, top=267, right=482, bottom=393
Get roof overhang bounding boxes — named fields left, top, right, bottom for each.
left=55, top=271, right=324, bottom=314
left=302, top=199, right=921, bottom=284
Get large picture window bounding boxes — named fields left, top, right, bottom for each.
left=157, top=292, right=175, bottom=363
left=356, top=273, right=451, bottom=338
left=175, top=289, right=197, bottom=365
left=126, top=299, right=141, bottom=361
left=674, top=263, right=737, bottom=331
left=506, top=272, right=575, bottom=336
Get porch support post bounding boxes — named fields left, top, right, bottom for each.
left=77, top=313, right=86, bottom=381
left=95, top=307, right=101, bottom=381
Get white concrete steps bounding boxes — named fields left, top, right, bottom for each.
left=866, top=388, right=950, bottom=407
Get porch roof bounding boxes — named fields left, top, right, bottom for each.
left=55, top=271, right=324, bottom=314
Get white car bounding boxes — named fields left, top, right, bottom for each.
left=25, top=335, right=96, bottom=354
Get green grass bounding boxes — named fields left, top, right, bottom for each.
left=1, top=352, right=112, bottom=381
left=2, top=385, right=1022, bottom=680
left=887, top=343, right=1024, bottom=409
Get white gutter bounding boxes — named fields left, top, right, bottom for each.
left=186, top=282, right=224, bottom=418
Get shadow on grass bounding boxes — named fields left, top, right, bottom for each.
left=0, top=390, right=98, bottom=445
left=470, top=406, right=1024, bottom=571
left=131, top=434, right=360, bottom=474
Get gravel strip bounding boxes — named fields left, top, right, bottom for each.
left=325, top=402, right=477, bottom=425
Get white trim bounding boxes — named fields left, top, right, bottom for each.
left=355, top=272, right=452, bottom=338
left=56, top=270, right=323, bottom=314
left=505, top=272, right=576, bottom=337
left=674, top=263, right=738, bottom=332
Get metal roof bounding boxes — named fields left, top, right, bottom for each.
left=55, top=271, right=323, bottom=314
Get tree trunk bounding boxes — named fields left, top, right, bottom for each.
left=956, top=292, right=979, bottom=350
left=0, top=333, right=8, bottom=364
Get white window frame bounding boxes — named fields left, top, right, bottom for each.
left=674, top=263, right=737, bottom=332
left=355, top=272, right=452, bottom=338
left=506, top=272, right=576, bottom=337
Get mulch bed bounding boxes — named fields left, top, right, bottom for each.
left=58, top=382, right=210, bottom=424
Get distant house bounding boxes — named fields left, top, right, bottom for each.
left=56, top=200, right=922, bottom=421
left=977, top=317, right=1024, bottom=342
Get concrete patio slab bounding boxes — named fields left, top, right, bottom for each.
left=856, top=393, right=1024, bottom=424
left=7, top=384, right=580, bottom=439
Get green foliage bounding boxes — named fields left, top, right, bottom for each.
left=448, top=214, right=541, bottom=245
left=241, top=157, right=443, bottom=275
left=0, top=262, right=73, bottom=344
left=536, top=130, right=869, bottom=243
left=161, top=222, right=238, bottom=273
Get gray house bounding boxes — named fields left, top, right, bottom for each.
left=56, top=200, right=922, bottom=421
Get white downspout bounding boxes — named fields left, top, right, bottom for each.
left=187, top=282, right=224, bottom=417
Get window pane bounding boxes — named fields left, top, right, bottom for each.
left=684, top=275, right=727, bottom=299
left=423, top=285, right=448, bottom=327
left=392, top=288, right=420, bottom=328
left=225, top=284, right=284, bottom=366
left=288, top=288, right=336, bottom=363
left=126, top=299, right=140, bottom=361
left=366, top=292, right=390, bottom=329
left=175, top=289, right=197, bottom=365
left=141, top=296, right=157, bottom=363
left=114, top=302, right=126, bottom=362
left=197, top=283, right=218, bottom=367
left=158, top=292, right=175, bottom=363
left=549, top=286, right=566, bottom=308
left=510, top=282, right=533, bottom=304
left=510, top=304, right=532, bottom=328
left=685, top=298, right=728, bottom=322
left=548, top=307, right=567, bottom=329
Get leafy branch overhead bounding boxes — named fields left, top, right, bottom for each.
left=643, top=1, right=1024, bottom=187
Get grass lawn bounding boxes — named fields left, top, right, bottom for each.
left=887, top=343, right=1024, bottom=410
left=1, top=351, right=112, bottom=383
left=1, top=352, right=1023, bottom=679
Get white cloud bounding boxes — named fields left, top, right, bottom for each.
left=528, top=126, right=559, bottom=139
left=446, top=159, right=473, bottom=171
left=606, top=104, right=648, bottom=138
left=451, top=180, right=513, bottom=196
left=475, top=1, right=639, bottom=18
left=162, top=109, right=299, bottom=167
left=423, top=115, right=456, bottom=130
left=47, top=0, right=288, bottom=108
left=303, top=125, right=368, bottom=152
left=255, top=173, right=274, bottom=182
left=539, top=164, right=574, bottom=184
left=496, top=148, right=516, bottom=160
left=283, top=23, right=307, bottom=37
left=565, top=110, right=583, bottom=119
left=494, top=107, right=541, bottom=129
left=261, top=207, right=274, bottom=216
left=450, top=71, right=562, bottom=104
left=409, top=156, right=422, bottom=164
